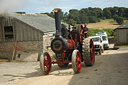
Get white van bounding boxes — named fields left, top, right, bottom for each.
left=96, top=32, right=109, bottom=50
left=89, top=36, right=104, bottom=55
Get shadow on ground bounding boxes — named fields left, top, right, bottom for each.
left=67, top=52, right=128, bottom=85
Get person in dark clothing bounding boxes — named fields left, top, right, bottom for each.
left=83, top=23, right=89, bottom=38
left=61, top=24, right=68, bottom=38
left=68, top=25, right=72, bottom=39
left=71, top=27, right=77, bottom=43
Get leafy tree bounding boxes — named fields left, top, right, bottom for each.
left=79, top=14, right=89, bottom=24
left=16, top=12, right=26, bottom=14
left=90, top=11, right=97, bottom=17
left=94, top=8, right=103, bottom=18
left=118, top=8, right=124, bottom=17
left=114, top=16, right=124, bottom=24
left=69, top=9, right=80, bottom=23
left=83, top=8, right=91, bottom=16
left=67, top=19, right=77, bottom=27
left=125, top=8, right=128, bottom=18
left=103, top=8, right=112, bottom=19
left=40, top=7, right=128, bottom=25
left=88, top=16, right=97, bottom=23
left=63, top=12, right=68, bottom=22
left=79, top=9, right=88, bottom=23
left=111, top=7, right=118, bottom=17
left=63, top=12, right=68, bottom=17
left=43, top=12, right=54, bottom=18
left=113, top=14, right=118, bottom=20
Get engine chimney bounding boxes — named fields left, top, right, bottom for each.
left=53, top=8, right=61, bottom=35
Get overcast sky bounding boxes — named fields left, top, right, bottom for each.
left=0, top=0, right=128, bottom=14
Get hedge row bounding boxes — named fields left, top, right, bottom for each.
left=88, top=28, right=114, bottom=37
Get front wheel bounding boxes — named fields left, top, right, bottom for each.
left=72, top=50, right=82, bottom=74
left=40, top=52, right=52, bottom=75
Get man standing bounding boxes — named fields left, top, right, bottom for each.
left=71, top=26, right=78, bottom=45
left=61, top=24, right=68, bottom=38
left=83, top=23, right=89, bottom=38
left=71, top=27, right=77, bottom=40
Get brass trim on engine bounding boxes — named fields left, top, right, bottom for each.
left=53, top=8, right=61, bottom=12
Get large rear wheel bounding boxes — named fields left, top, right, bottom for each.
left=72, top=50, right=82, bottom=74
left=82, top=38, right=95, bottom=66
left=40, top=52, right=52, bottom=75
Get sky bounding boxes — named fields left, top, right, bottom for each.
left=0, top=0, right=128, bottom=14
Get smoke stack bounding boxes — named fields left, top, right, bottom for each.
left=53, top=8, right=61, bottom=35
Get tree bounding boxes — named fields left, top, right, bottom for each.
left=43, top=12, right=54, bottom=18
left=113, top=14, right=118, bottom=20
left=69, top=9, right=80, bottom=24
left=90, top=11, right=97, bottom=17
left=111, top=7, right=118, bottom=18
left=88, top=16, right=98, bottom=23
left=114, top=17, right=124, bottom=25
left=83, top=8, right=91, bottom=16
left=79, top=13, right=89, bottom=24
left=63, top=12, right=68, bottom=17
left=125, top=8, right=128, bottom=18
left=68, top=19, right=77, bottom=27
left=16, top=12, right=26, bottom=14
left=118, top=8, right=124, bottom=17
left=93, top=8, right=102, bottom=18
left=103, top=8, right=112, bottom=19
left=62, top=12, right=68, bottom=22
left=40, top=6, right=127, bottom=25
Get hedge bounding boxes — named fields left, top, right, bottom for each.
left=88, top=28, right=114, bottom=37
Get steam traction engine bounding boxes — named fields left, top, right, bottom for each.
left=40, top=9, right=95, bottom=75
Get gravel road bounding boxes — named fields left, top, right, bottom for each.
left=0, top=44, right=128, bottom=85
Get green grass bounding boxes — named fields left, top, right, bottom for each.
left=88, top=28, right=114, bottom=37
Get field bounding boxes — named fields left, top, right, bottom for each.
left=88, top=19, right=120, bottom=29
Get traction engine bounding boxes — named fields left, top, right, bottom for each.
left=40, top=8, right=95, bottom=75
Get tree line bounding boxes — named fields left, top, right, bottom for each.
left=16, top=7, right=128, bottom=25
left=42, top=7, right=128, bottom=25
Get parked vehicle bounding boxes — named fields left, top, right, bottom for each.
left=96, top=32, right=109, bottom=50
left=89, top=36, right=104, bottom=55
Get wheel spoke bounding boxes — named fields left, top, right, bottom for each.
left=78, top=63, right=81, bottom=71
left=76, top=52, right=81, bottom=72
left=44, top=59, right=48, bottom=66
left=40, top=52, right=51, bottom=75
left=72, top=50, right=82, bottom=74
left=76, top=54, right=79, bottom=65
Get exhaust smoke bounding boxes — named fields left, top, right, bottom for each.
left=0, top=0, right=25, bottom=14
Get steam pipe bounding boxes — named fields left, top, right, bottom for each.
left=53, top=8, right=61, bottom=35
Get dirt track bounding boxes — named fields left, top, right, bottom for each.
left=0, top=44, right=128, bottom=85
